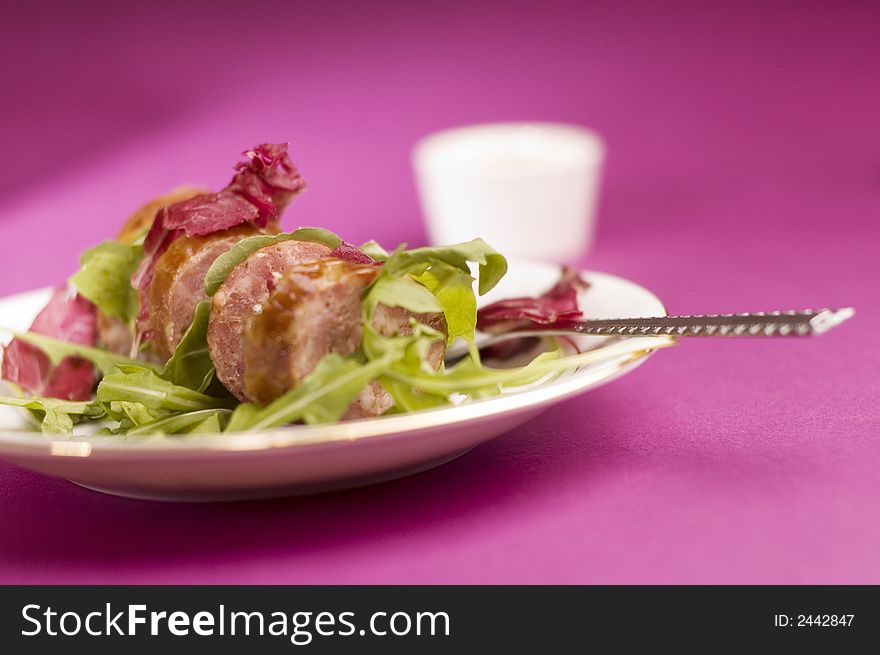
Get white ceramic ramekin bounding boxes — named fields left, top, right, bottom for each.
left=413, top=122, right=605, bottom=262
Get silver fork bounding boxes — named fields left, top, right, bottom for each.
left=506, top=307, right=856, bottom=338
left=445, top=308, right=855, bottom=365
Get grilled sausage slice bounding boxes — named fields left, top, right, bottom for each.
left=208, top=244, right=447, bottom=418
left=147, top=224, right=266, bottom=361
left=207, top=239, right=336, bottom=399
left=90, top=186, right=208, bottom=357
left=241, top=259, right=380, bottom=404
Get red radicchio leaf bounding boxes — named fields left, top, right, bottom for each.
left=162, top=192, right=259, bottom=236
left=476, top=266, right=590, bottom=334
left=131, top=143, right=307, bottom=349
left=329, top=241, right=379, bottom=265
left=1, top=288, right=97, bottom=400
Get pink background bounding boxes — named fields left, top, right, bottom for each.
left=0, top=1, right=877, bottom=583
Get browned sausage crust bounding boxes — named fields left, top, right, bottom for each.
left=208, top=241, right=448, bottom=419
left=208, top=239, right=336, bottom=399
left=147, top=224, right=266, bottom=361
left=242, top=272, right=447, bottom=418
left=90, top=186, right=209, bottom=356
left=242, top=259, right=380, bottom=404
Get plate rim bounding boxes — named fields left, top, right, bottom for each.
left=0, top=268, right=668, bottom=457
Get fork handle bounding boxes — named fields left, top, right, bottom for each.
left=527, top=308, right=855, bottom=338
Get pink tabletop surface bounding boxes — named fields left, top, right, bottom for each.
left=0, top=1, right=877, bottom=584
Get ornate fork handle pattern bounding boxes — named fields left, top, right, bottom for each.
left=524, top=308, right=855, bottom=338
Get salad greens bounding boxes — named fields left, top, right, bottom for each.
left=70, top=240, right=143, bottom=323
left=0, top=228, right=674, bottom=437
left=160, top=300, right=215, bottom=392
left=96, top=365, right=234, bottom=413
left=125, top=408, right=232, bottom=436
left=227, top=352, right=398, bottom=431
left=358, top=240, right=390, bottom=262
left=3, top=330, right=155, bottom=375
left=0, top=395, right=103, bottom=434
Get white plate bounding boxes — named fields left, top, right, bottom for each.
left=0, top=261, right=666, bottom=501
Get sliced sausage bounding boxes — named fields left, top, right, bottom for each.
left=207, top=239, right=335, bottom=399
left=147, top=224, right=267, bottom=361
left=88, top=186, right=209, bottom=356
left=241, top=259, right=380, bottom=404
left=209, top=250, right=447, bottom=419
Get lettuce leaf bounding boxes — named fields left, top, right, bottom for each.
left=1, top=329, right=158, bottom=375
left=362, top=238, right=507, bottom=349
left=224, top=403, right=263, bottom=433
left=96, top=365, right=233, bottom=412
left=70, top=240, right=142, bottom=322
left=1, top=289, right=98, bottom=401
left=384, top=336, right=677, bottom=396
left=125, top=408, right=232, bottom=435
left=349, top=238, right=509, bottom=412
left=366, top=276, right=443, bottom=316
left=227, top=352, right=398, bottom=431
left=186, top=411, right=226, bottom=434
left=476, top=266, right=589, bottom=332
left=363, top=324, right=450, bottom=412
left=103, top=400, right=166, bottom=427
left=381, top=238, right=507, bottom=296
left=203, top=227, right=342, bottom=296
left=413, top=266, right=478, bottom=345
left=160, top=301, right=215, bottom=392
left=359, top=240, right=390, bottom=262
left=0, top=395, right=103, bottom=434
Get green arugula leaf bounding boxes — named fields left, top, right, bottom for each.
left=362, top=323, right=450, bottom=411
left=125, top=408, right=232, bottom=436
left=0, top=396, right=103, bottom=434
left=237, top=352, right=398, bottom=431
left=224, top=403, right=262, bottom=433
left=361, top=322, right=444, bottom=373
left=361, top=238, right=506, bottom=348
left=413, top=265, right=477, bottom=345
left=161, top=301, right=215, bottom=392
left=289, top=227, right=343, bottom=249
left=1, top=329, right=159, bottom=375
left=70, top=240, right=142, bottom=322
left=366, top=276, right=443, bottom=316
left=96, top=365, right=234, bottom=412
left=382, top=238, right=507, bottom=296
left=384, top=337, right=677, bottom=395
left=376, top=376, right=450, bottom=412
left=103, top=401, right=166, bottom=427
left=186, top=411, right=226, bottom=434
left=204, top=227, right=343, bottom=296
left=359, top=240, right=390, bottom=262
